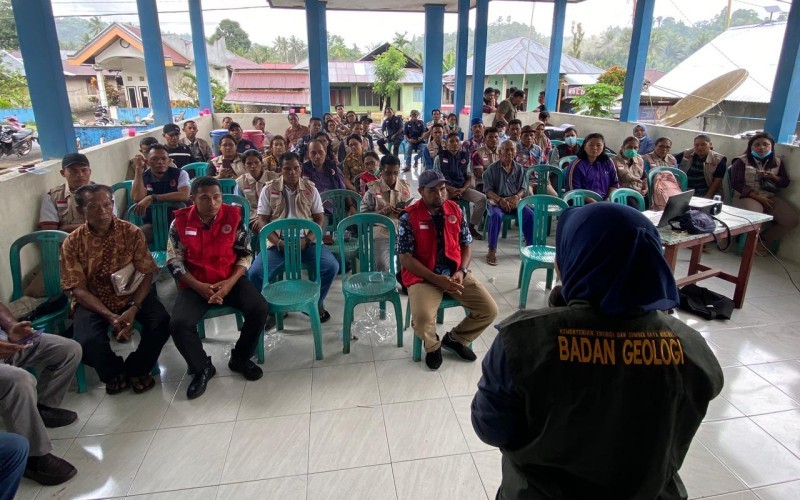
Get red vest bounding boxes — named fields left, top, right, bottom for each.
left=172, top=203, right=241, bottom=287
left=401, top=199, right=463, bottom=288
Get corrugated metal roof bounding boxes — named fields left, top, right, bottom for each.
left=443, top=37, right=603, bottom=77
left=293, top=60, right=423, bottom=84
left=229, top=71, right=309, bottom=89
left=123, top=25, right=191, bottom=66
left=224, top=89, right=310, bottom=106
left=643, top=22, right=784, bottom=104
left=227, top=54, right=264, bottom=70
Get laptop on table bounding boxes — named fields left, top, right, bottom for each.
left=643, top=189, right=695, bottom=228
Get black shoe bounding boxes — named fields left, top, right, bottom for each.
left=187, top=360, right=216, bottom=400
left=265, top=314, right=277, bottom=331
left=442, top=332, right=477, bottom=361
left=402, top=166, right=411, bottom=172
left=24, top=454, right=77, bottom=486
left=228, top=357, right=263, bottom=381
left=425, top=348, right=443, bottom=370
left=37, top=404, right=78, bottom=428
left=318, top=305, right=331, bottom=323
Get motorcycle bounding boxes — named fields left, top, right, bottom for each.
left=0, top=117, right=36, bottom=157
left=93, top=106, right=117, bottom=126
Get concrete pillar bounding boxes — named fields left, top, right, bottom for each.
left=423, top=5, right=446, bottom=117
left=136, top=0, right=172, bottom=126
left=453, top=0, right=470, bottom=116
left=11, top=0, right=76, bottom=159
left=305, top=0, right=331, bottom=115
left=619, top=0, right=655, bottom=123
left=188, top=0, right=214, bottom=112
left=545, top=0, right=568, bottom=112
left=95, top=68, right=109, bottom=108
left=469, top=0, right=489, bottom=122
left=764, top=1, right=800, bottom=143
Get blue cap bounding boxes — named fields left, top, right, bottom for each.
left=471, top=117, right=483, bottom=126
left=418, top=169, right=450, bottom=189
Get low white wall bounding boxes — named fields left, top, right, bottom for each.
left=211, top=113, right=311, bottom=137
left=0, top=114, right=213, bottom=301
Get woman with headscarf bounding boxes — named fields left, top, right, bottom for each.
left=532, top=121, right=552, bottom=163
left=633, top=123, right=656, bottom=155
left=730, top=132, right=798, bottom=252
left=472, top=203, right=724, bottom=500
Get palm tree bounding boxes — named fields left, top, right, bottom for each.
left=392, top=32, right=410, bottom=50
left=88, top=16, right=106, bottom=37
left=273, top=36, right=290, bottom=62
left=287, top=36, right=306, bottom=63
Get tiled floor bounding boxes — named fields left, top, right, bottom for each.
left=12, top=175, right=800, bottom=499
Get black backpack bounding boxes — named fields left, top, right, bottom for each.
left=678, top=284, right=734, bottom=320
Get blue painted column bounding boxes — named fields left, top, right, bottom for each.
left=11, top=0, right=75, bottom=159
left=305, top=0, right=331, bottom=115
left=764, top=0, right=800, bottom=143
left=619, top=0, right=655, bottom=122
left=136, top=0, right=172, bottom=126
left=545, top=0, right=568, bottom=112
left=453, top=0, right=470, bottom=116
left=423, top=5, right=446, bottom=117
left=189, top=0, right=213, bottom=112
left=470, top=0, right=490, bottom=122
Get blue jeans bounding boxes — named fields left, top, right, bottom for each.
left=247, top=243, right=339, bottom=305
left=487, top=205, right=534, bottom=250
left=404, top=141, right=424, bottom=167
left=420, top=144, right=434, bottom=170
left=0, top=433, right=27, bottom=500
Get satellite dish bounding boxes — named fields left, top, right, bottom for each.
left=658, top=69, right=748, bottom=127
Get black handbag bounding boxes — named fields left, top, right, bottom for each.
left=678, top=284, right=734, bottom=320
left=670, top=210, right=731, bottom=251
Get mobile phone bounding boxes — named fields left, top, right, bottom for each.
left=222, top=159, right=233, bottom=170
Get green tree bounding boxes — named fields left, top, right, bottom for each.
left=287, top=36, right=307, bottom=63
left=328, top=34, right=362, bottom=61
left=87, top=16, right=107, bottom=38
left=570, top=83, right=622, bottom=118
left=211, top=76, right=233, bottom=113
left=392, top=32, right=411, bottom=51
left=273, top=36, right=290, bottom=61
left=0, top=62, right=30, bottom=108
left=0, top=0, right=18, bottom=50
left=569, top=22, right=585, bottom=59
left=372, top=46, right=406, bottom=110
left=442, top=51, right=456, bottom=73
left=597, top=66, right=626, bottom=88
left=209, top=19, right=252, bottom=55
left=175, top=71, right=199, bottom=106
left=246, top=43, right=275, bottom=63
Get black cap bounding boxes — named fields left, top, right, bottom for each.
left=418, top=170, right=450, bottom=189
left=163, top=123, right=180, bottom=135
left=62, top=152, right=90, bottom=169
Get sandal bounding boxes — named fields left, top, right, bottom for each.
left=128, top=374, right=156, bottom=394
left=486, top=252, right=497, bottom=266
left=105, top=375, right=128, bottom=395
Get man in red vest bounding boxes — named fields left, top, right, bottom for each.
left=167, top=177, right=269, bottom=399
left=398, top=170, right=498, bottom=370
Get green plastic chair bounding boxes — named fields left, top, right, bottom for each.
left=182, top=162, right=208, bottom=179
left=550, top=139, right=564, bottom=147
left=517, top=195, right=568, bottom=309
left=9, top=231, right=70, bottom=333
left=111, top=180, right=134, bottom=215
left=481, top=170, right=515, bottom=240
left=321, top=189, right=361, bottom=269
left=525, top=165, right=565, bottom=195
left=610, top=188, right=646, bottom=211
left=258, top=218, right=324, bottom=360
left=336, top=213, right=403, bottom=354
left=559, top=155, right=577, bottom=170
left=404, top=294, right=469, bottom=362
left=218, top=178, right=237, bottom=194
left=562, top=189, right=602, bottom=207
left=648, top=166, right=688, bottom=204
left=126, top=202, right=172, bottom=269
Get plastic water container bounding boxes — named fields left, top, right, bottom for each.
left=242, top=130, right=266, bottom=150
left=210, top=128, right=230, bottom=155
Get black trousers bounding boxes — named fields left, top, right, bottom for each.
left=72, top=288, right=171, bottom=383
left=378, top=137, right=402, bottom=156
left=170, top=276, right=268, bottom=373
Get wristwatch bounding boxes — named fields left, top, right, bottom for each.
left=127, top=301, right=141, bottom=311
left=151, top=193, right=159, bottom=202
left=459, top=267, right=471, bottom=275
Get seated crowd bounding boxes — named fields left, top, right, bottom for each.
left=1, top=104, right=795, bottom=496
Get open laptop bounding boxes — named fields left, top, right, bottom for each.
left=642, top=189, right=695, bottom=227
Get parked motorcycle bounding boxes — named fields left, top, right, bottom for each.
left=0, top=117, right=36, bottom=157
left=93, top=106, right=117, bottom=126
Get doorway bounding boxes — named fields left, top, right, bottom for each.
left=139, top=87, right=150, bottom=108
left=126, top=87, right=139, bottom=108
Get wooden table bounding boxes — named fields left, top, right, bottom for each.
left=657, top=204, right=773, bottom=308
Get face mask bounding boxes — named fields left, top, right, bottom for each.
left=565, top=136, right=578, bottom=147
left=751, top=149, right=772, bottom=160
left=623, top=149, right=637, bottom=159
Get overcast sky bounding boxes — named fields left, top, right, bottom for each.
left=48, top=0, right=787, bottom=48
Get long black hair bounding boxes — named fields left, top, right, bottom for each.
left=744, top=132, right=777, bottom=169
left=577, top=132, right=610, bottom=163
